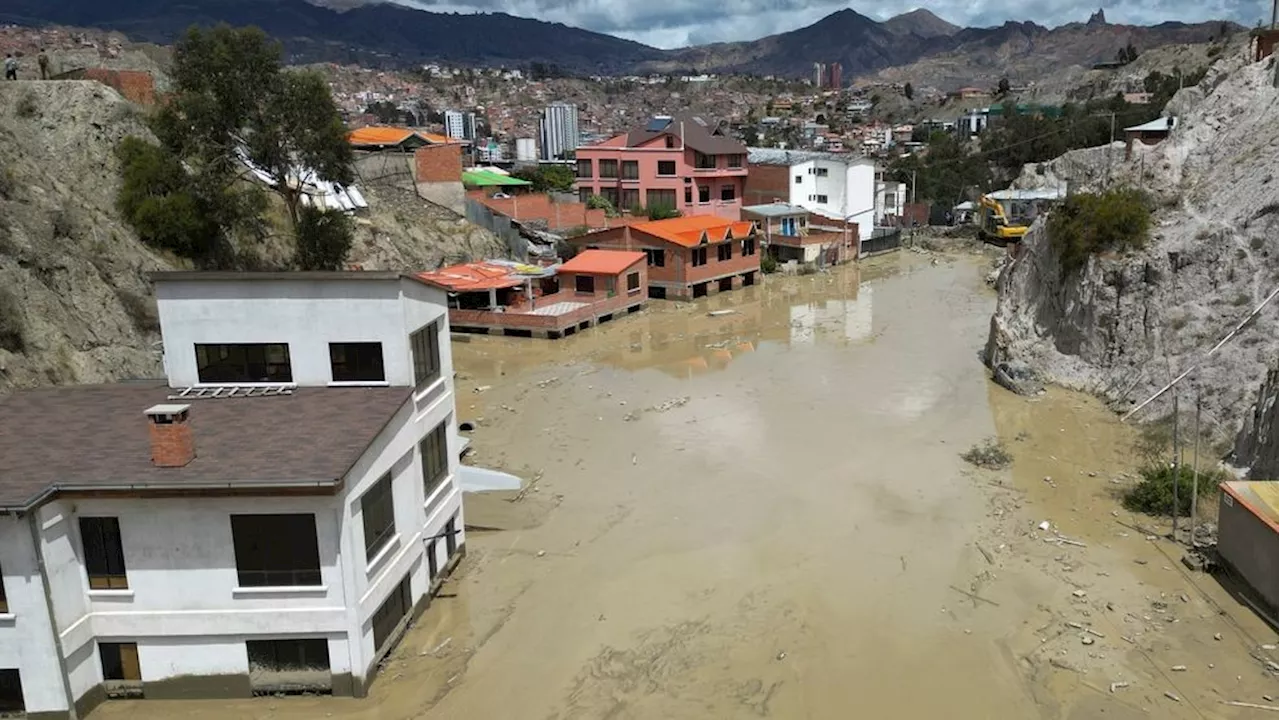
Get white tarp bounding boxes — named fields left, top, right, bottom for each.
left=236, top=148, right=368, bottom=214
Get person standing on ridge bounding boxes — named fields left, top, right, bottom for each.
left=4, top=54, right=17, bottom=81
left=37, top=49, right=49, bottom=80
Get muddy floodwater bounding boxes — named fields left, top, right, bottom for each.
left=94, top=252, right=1278, bottom=720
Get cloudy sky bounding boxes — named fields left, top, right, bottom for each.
left=389, top=0, right=1267, bottom=48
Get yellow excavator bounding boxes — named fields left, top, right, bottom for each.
left=977, top=195, right=1028, bottom=245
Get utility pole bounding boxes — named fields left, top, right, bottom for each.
left=910, top=170, right=917, bottom=205
left=1106, top=111, right=1116, bottom=186
left=1190, top=389, right=1202, bottom=545
left=1171, top=390, right=1181, bottom=542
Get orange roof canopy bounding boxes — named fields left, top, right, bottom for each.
left=558, top=249, right=646, bottom=275
left=416, top=262, right=526, bottom=292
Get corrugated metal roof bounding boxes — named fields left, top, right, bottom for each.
left=747, top=147, right=871, bottom=166
left=1125, top=116, right=1178, bottom=133
left=1221, top=480, right=1279, bottom=531
left=988, top=188, right=1067, bottom=201
left=743, top=203, right=809, bottom=217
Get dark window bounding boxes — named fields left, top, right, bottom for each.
left=371, top=575, right=412, bottom=653
left=646, top=189, right=676, bottom=208
left=574, top=275, right=595, bottom=293
left=683, top=187, right=692, bottom=204
left=578, top=187, right=593, bottom=203
left=621, top=160, right=639, bottom=180
left=728, top=154, right=743, bottom=168
left=410, top=321, right=441, bottom=390
left=720, top=184, right=736, bottom=201
left=426, top=539, right=439, bottom=581
left=691, top=247, right=708, bottom=267
left=329, top=343, right=384, bottom=382
left=717, top=243, right=733, bottom=261
left=692, top=282, right=708, bottom=298
left=600, top=187, right=619, bottom=206
left=620, top=188, right=639, bottom=209
left=815, top=167, right=829, bottom=177
left=445, top=515, right=458, bottom=556
left=575, top=159, right=592, bottom=178
left=794, top=175, right=802, bottom=184
left=0, top=561, right=7, bottom=614
left=420, top=422, right=449, bottom=499
left=664, top=136, right=675, bottom=149
left=693, top=151, right=716, bottom=169
left=246, top=639, right=330, bottom=673
left=656, top=160, right=676, bottom=176
left=743, top=271, right=756, bottom=286
left=361, top=474, right=396, bottom=560
left=644, top=248, right=665, bottom=267
left=742, top=238, right=757, bottom=256
left=100, top=642, right=140, bottom=682
left=231, top=514, right=322, bottom=587
left=626, top=272, right=641, bottom=291
left=598, top=159, right=618, bottom=179
left=0, top=670, right=23, bottom=714
left=883, top=192, right=897, bottom=209
left=195, top=344, right=292, bottom=384
left=815, top=194, right=829, bottom=204
left=80, top=517, right=127, bottom=590
left=698, top=186, right=710, bottom=203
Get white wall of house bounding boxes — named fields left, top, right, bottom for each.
left=786, top=159, right=876, bottom=243
left=0, top=515, right=69, bottom=717
left=155, top=276, right=448, bottom=389
left=844, top=162, right=876, bottom=242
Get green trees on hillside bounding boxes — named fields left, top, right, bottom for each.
left=117, top=25, right=355, bottom=269
left=510, top=164, right=575, bottom=192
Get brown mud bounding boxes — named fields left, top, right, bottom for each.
left=90, top=250, right=1277, bottom=720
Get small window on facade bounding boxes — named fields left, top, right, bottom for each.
left=720, top=184, right=736, bottom=201
left=231, top=514, right=322, bottom=587
left=644, top=248, right=665, bottom=267
left=816, top=167, right=829, bottom=177
left=575, top=275, right=595, bottom=293
left=575, top=159, right=592, bottom=178
left=598, top=159, right=618, bottom=179
left=664, top=136, right=675, bottom=149
left=621, top=160, right=639, bottom=180
left=657, top=160, right=676, bottom=176
left=717, top=243, right=733, bottom=261
left=371, top=575, right=412, bottom=653
left=0, top=670, right=22, bottom=714
left=247, top=639, right=330, bottom=675
left=329, top=343, right=385, bottom=383
left=794, top=175, right=802, bottom=184
left=361, top=474, right=396, bottom=560
left=420, top=421, right=450, bottom=499
left=446, top=515, right=459, bottom=556
left=100, top=642, right=141, bottom=682
left=80, top=517, right=127, bottom=590
left=728, top=154, right=743, bottom=168
left=683, top=187, right=692, bottom=204
left=816, top=194, right=829, bottom=204
left=626, top=272, right=641, bottom=291
left=578, top=187, right=593, bottom=203
left=195, top=344, right=292, bottom=384
left=742, top=238, right=757, bottom=256
left=410, top=321, right=441, bottom=390
left=698, top=186, right=710, bottom=203
left=691, top=247, right=708, bottom=267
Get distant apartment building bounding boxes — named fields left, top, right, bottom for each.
left=812, top=62, right=842, bottom=89
left=745, top=148, right=877, bottom=243
left=573, top=112, right=748, bottom=220
left=813, top=62, right=826, bottom=87
left=0, top=272, right=465, bottom=717
left=443, top=110, right=477, bottom=141
left=539, top=102, right=580, bottom=161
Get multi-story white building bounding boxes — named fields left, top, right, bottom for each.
left=0, top=272, right=464, bottom=718
left=746, top=148, right=877, bottom=245
left=443, top=110, right=476, bottom=141
left=538, top=102, right=579, bottom=161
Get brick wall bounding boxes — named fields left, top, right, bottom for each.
left=744, top=164, right=791, bottom=206
left=148, top=421, right=195, bottom=467
left=414, top=144, right=462, bottom=183
left=80, top=68, right=156, bottom=105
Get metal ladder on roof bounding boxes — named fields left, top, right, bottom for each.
left=168, top=384, right=296, bottom=400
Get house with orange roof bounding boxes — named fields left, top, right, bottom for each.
left=416, top=252, right=647, bottom=339
left=347, top=126, right=459, bottom=150
left=567, top=215, right=760, bottom=300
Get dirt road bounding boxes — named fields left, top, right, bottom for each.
left=91, top=251, right=1277, bottom=720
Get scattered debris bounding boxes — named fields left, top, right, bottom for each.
left=1049, top=658, right=1078, bottom=672
left=648, top=396, right=690, bottom=413
left=707, top=309, right=738, bottom=317
left=536, top=550, right=546, bottom=557
left=775, top=651, right=787, bottom=660
left=1220, top=700, right=1279, bottom=711
left=975, top=543, right=995, bottom=565
left=473, top=385, right=492, bottom=393
left=1110, top=681, right=1130, bottom=693
left=1071, top=589, right=1087, bottom=598
left=1081, top=635, right=1095, bottom=646
left=1214, top=633, right=1223, bottom=641
left=949, top=584, right=1000, bottom=607
left=1171, top=665, right=1187, bottom=672
left=1038, top=520, right=1051, bottom=531
left=1165, top=691, right=1181, bottom=702
left=535, top=377, right=560, bottom=388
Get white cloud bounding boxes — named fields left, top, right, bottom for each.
left=390, top=0, right=1269, bottom=49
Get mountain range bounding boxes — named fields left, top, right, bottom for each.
left=0, top=0, right=1238, bottom=86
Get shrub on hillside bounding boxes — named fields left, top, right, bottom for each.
left=647, top=204, right=681, bottom=221
left=115, top=136, right=221, bottom=258
left=1122, top=464, right=1222, bottom=517
left=1048, top=188, right=1151, bottom=275
left=294, top=206, right=353, bottom=271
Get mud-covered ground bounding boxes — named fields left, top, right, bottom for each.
left=91, top=249, right=1278, bottom=720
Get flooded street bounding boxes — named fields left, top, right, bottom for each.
left=92, top=251, right=1277, bottom=720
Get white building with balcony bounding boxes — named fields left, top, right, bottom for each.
left=0, top=272, right=464, bottom=719
left=746, top=148, right=877, bottom=245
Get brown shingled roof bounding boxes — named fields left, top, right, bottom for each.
left=624, top=111, right=746, bottom=155
left=0, top=383, right=411, bottom=510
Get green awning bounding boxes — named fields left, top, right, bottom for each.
left=462, top=170, right=533, bottom=187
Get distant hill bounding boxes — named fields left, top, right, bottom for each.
left=0, top=0, right=1241, bottom=86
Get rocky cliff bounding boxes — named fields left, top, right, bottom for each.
left=0, top=80, right=504, bottom=391
left=988, top=47, right=1279, bottom=473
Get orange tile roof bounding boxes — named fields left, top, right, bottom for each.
left=416, top=262, right=527, bottom=292
left=347, top=126, right=459, bottom=147
left=631, top=216, right=756, bottom=248
left=558, top=249, right=645, bottom=276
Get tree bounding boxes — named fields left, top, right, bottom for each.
left=1125, top=43, right=1139, bottom=63
left=364, top=100, right=403, bottom=124
left=511, top=164, right=575, bottom=193
left=903, top=82, right=914, bottom=100
left=295, top=206, right=354, bottom=270
left=149, top=25, right=353, bottom=250
left=996, top=78, right=1011, bottom=97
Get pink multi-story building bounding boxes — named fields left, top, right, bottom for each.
left=573, top=112, right=748, bottom=220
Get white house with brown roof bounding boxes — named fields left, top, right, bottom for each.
left=0, top=272, right=464, bottom=719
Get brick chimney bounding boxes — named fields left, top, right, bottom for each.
left=145, top=404, right=195, bottom=468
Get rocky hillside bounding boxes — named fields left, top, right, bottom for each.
left=987, top=46, right=1279, bottom=474
left=0, top=80, right=504, bottom=391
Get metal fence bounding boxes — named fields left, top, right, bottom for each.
left=861, top=228, right=902, bottom=256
